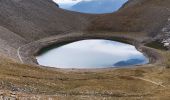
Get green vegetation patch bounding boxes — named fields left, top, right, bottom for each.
left=145, top=40, right=168, bottom=50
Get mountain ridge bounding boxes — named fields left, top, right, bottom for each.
left=88, top=0, right=170, bottom=37
left=70, top=0, right=128, bottom=14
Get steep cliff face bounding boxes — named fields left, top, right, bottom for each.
left=89, top=0, right=170, bottom=37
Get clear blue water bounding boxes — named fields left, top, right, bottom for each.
left=36, top=39, right=149, bottom=69
left=53, top=0, right=128, bottom=14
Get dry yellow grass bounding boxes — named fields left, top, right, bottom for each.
left=0, top=52, right=170, bottom=99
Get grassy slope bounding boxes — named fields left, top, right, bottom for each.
left=0, top=52, right=170, bottom=99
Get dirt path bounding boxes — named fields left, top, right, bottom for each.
left=17, top=46, right=23, bottom=63
left=17, top=32, right=164, bottom=66
left=131, top=76, right=166, bottom=88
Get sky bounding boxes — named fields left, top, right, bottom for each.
left=52, top=0, right=128, bottom=13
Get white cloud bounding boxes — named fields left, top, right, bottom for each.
left=53, top=0, right=80, bottom=4
left=37, top=40, right=147, bottom=68
left=53, top=0, right=92, bottom=4
left=62, top=40, right=141, bottom=55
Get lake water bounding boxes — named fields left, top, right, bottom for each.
left=53, top=0, right=128, bottom=14
left=36, top=39, right=149, bottom=69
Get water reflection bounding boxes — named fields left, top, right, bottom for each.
left=36, top=39, right=149, bottom=69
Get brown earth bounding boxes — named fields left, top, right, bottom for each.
left=0, top=0, right=93, bottom=59
left=0, top=0, right=170, bottom=99
left=88, top=0, right=170, bottom=36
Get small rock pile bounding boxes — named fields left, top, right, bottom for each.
left=0, top=91, right=17, bottom=100
left=161, top=18, right=170, bottom=49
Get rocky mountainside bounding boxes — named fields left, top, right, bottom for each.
left=0, top=0, right=170, bottom=99
left=89, top=0, right=170, bottom=37
left=0, top=0, right=170, bottom=59
left=0, top=0, right=92, bottom=41
left=0, top=0, right=92, bottom=59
